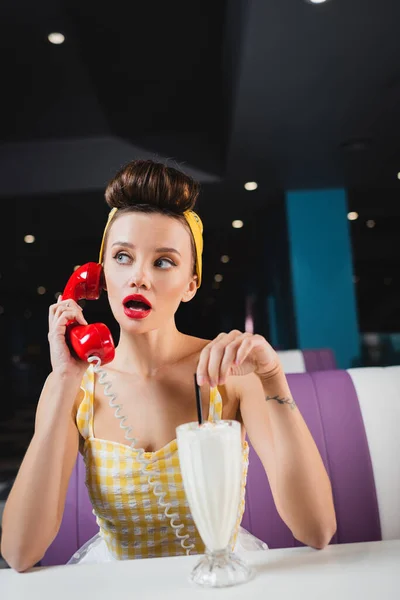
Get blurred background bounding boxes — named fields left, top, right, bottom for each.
left=1, top=0, right=400, bottom=565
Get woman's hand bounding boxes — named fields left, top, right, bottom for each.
left=196, top=330, right=280, bottom=387
left=48, top=295, right=88, bottom=377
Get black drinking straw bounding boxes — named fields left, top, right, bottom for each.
left=194, top=374, right=203, bottom=425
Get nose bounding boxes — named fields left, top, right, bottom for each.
left=128, top=263, right=150, bottom=290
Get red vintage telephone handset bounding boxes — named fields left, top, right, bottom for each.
left=62, top=263, right=115, bottom=364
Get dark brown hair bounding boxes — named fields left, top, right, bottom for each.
left=105, top=159, right=199, bottom=213
left=103, top=160, right=200, bottom=272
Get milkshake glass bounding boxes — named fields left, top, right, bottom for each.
left=176, top=420, right=252, bottom=587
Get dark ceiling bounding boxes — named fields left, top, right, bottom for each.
left=1, top=0, right=400, bottom=341
left=3, top=0, right=400, bottom=192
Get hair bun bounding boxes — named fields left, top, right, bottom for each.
left=105, top=160, right=199, bottom=214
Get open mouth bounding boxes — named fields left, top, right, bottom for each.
left=123, top=295, right=152, bottom=319
left=124, top=300, right=151, bottom=310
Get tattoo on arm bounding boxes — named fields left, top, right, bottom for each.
left=265, top=394, right=297, bottom=411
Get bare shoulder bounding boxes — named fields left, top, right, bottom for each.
left=176, top=334, right=212, bottom=368
left=180, top=333, right=212, bottom=355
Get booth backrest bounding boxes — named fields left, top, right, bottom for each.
left=277, top=349, right=337, bottom=373
left=42, top=367, right=400, bottom=565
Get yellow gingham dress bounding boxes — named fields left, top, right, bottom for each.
left=76, top=365, right=249, bottom=560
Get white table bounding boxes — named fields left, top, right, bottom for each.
left=1, top=540, right=399, bottom=600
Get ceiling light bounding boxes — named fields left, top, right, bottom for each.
left=347, top=212, right=359, bottom=221
left=244, top=182, right=258, bottom=191
left=366, top=219, right=376, bottom=228
left=232, top=220, right=244, bottom=229
left=24, top=234, right=35, bottom=243
left=74, top=265, right=81, bottom=271
left=37, top=286, right=46, bottom=295
left=306, top=0, right=330, bottom=4
left=221, top=255, right=230, bottom=264
left=397, top=172, right=400, bottom=180
left=214, top=274, right=223, bottom=283
left=48, top=32, right=65, bottom=45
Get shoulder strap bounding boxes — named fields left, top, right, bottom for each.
left=76, top=364, right=95, bottom=439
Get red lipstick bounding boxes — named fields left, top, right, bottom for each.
left=123, top=294, right=152, bottom=320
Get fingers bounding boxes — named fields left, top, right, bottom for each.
left=54, top=302, right=82, bottom=320
left=49, top=298, right=82, bottom=317
left=48, top=298, right=86, bottom=331
left=51, top=309, right=88, bottom=337
left=219, top=334, right=252, bottom=384
left=196, top=335, right=222, bottom=387
left=203, top=341, right=224, bottom=388
left=197, top=330, right=247, bottom=387
left=234, top=335, right=255, bottom=367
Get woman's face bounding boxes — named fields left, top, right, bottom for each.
left=103, top=212, right=197, bottom=332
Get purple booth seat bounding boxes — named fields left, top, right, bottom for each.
left=241, top=371, right=381, bottom=548
left=42, top=370, right=380, bottom=566
left=303, top=349, right=337, bottom=372
left=42, top=454, right=98, bottom=566
left=277, top=349, right=337, bottom=374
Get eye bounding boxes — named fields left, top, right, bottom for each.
left=155, top=258, right=176, bottom=269
left=114, top=252, right=131, bottom=264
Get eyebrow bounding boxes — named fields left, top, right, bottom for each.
left=111, top=241, right=181, bottom=256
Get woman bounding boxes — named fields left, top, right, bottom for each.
left=1, top=160, right=336, bottom=571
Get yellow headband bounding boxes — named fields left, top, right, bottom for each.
left=183, top=209, right=203, bottom=288
left=98, top=207, right=203, bottom=288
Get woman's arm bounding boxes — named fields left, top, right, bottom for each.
left=238, top=368, right=337, bottom=549
left=196, top=329, right=337, bottom=549
left=0, top=371, right=83, bottom=572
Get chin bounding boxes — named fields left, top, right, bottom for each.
left=121, top=314, right=160, bottom=334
